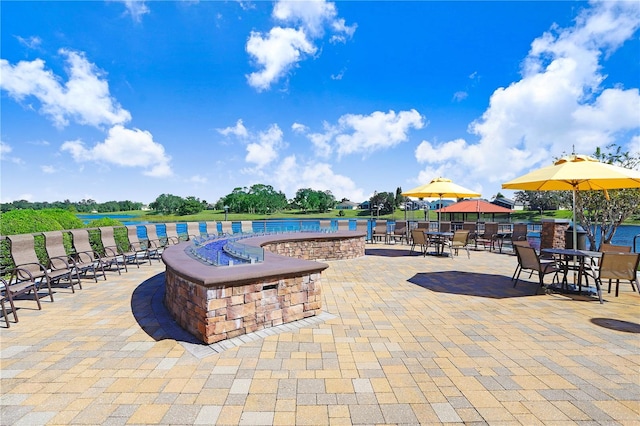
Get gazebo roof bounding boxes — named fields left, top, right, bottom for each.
left=437, top=199, right=513, bottom=214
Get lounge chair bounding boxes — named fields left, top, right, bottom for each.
left=512, top=244, right=560, bottom=291
left=240, top=221, right=254, bottom=234
left=7, top=234, right=81, bottom=301
left=164, top=223, right=183, bottom=244
left=191, top=222, right=206, bottom=239
left=219, top=221, right=233, bottom=236
left=144, top=224, right=170, bottom=254
left=98, top=227, right=136, bottom=271
left=69, top=229, right=112, bottom=277
left=44, top=231, right=105, bottom=283
left=126, top=226, right=157, bottom=263
left=1, top=267, right=42, bottom=327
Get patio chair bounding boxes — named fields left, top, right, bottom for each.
left=477, top=222, right=500, bottom=251
left=390, top=221, right=408, bottom=244
left=513, top=244, right=560, bottom=291
left=510, top=240, right=532, bottom=280
left=69, top=229, right=112, bottom=277
left=7, top=234, right=80, bottom=301
left=439, top=221, right=451, bottom=232
left=371, top=220, right=388, bottom=244
left=126, top=226, right=157, bottom=263
left=1, top=267, right=42, bottom=327
left=600, top=243, right=631, bottom=253
left=99, top=227, right=137, bottom=271
left=44, top=231, right=105, bottom=283
left=446, top=230, right=471, bottom=258
left=164, top=223, right=183, bottom=244
left=595, top=252, right=640, bottom=298
left=410, top=228, right=429, bottom=256
left=510, top=223, right=528, bottom=244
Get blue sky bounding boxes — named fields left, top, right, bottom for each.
left=1, top=0, right=639, bottom=206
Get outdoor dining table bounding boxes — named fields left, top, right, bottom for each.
left=541, top=247, right=602, bottom=301
left=424, top=231, right=453, bottom=256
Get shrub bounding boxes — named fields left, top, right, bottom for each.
left=0, top=209, right=63, bottom=235
left=86, top=218, right=129, bottom=254
left=41, top=209, right=85, bottom=230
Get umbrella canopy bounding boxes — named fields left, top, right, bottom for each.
left=402, top=177, right=481, bottom=198
left=502, top=154, right=640, bottom=249
left=501, top=154, right=640, bottom=192
left=402, top=177, right=481, bottom=223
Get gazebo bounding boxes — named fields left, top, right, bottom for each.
left=437, top=199, right=513, bottom=222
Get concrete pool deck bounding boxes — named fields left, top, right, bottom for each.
left=1, top=244, right=638, bottom=425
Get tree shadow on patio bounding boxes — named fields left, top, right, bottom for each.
left=130, top=272, right=202, bottom=344
left=365, top=248, right=416, bottom=257
left=590, top=318, right=640, bottom=333
left=408, top=271, right=543, bottom=299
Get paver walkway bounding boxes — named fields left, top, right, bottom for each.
left=1, top=244, right=639, bottom=425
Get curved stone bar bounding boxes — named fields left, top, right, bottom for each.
left=163, top=230, right=366, bottom=344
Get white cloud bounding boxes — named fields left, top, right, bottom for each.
left=291, top=122, right=308, bottom=133
left=246, top=0, right=355, bottom=91
left=41, top=165, right=57, bottom=174
left=334, top=109, right=425, bottom=157
left=217, top=119, right=249, bottom=138
left=15, top=35, right=41, bottom=49
left=0, top=49, right=131, bottom=128
left=61, top=125, right=173, bottom=177
left=188, top=175, right=208, bottom=184
left=452, top=91, right=468, bottom=102
left=0, top=141, right=24, bottom=165
left=273, top=155, right=366, bottom=202
left=246, top=27, right=317, bottom=92
left=296, top=109, right=424, bottom=158
left=118, top=0, right=150, bottom=22
left=415, top=1, right=640, bottom=191
left=245, top=124, right=285, bottom=168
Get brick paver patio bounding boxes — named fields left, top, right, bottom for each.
left=1, top=244, right=638, bottom=425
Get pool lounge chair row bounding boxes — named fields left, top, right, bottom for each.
left=0, top=225, right=177, bottom=327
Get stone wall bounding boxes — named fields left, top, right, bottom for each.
left=163, top=231, right=365, bottom=344
left=540, top=219, right=570, bottom=250
left=165, top=269, right=322, bottom=344
left=263, top=236, right=365, bottom=261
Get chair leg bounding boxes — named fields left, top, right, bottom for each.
left=511, top=265, right=521, bottom=281
left=513, top=269, right=523, bottom=288
left=615, top=279, right=620, bottom=297
left=0, top=299, right=10, bottom=328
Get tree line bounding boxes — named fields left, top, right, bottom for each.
left=0, top=199, right=142, bottom=213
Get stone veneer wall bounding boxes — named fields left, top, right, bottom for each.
left=263, top=237, right=365, bottom=261
left=165, top=270, right=322, bottom=344
left=163, top=232, right=365, bottom=344
left=540, top=219, right=570, bottom=250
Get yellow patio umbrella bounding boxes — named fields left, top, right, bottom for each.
left=402, top=177, right=481, bottom=224
left=502, top=154, right=640, bottom=250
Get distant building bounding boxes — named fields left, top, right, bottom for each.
left=491, top=197, right=524, bottom=211
left=358, top=201, right=371, bottom=210
left=335, top=201, right=359, bottom=210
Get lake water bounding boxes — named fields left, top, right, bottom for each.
left=528, top=224, right=640, bottom=251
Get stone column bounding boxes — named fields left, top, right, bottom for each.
left=540, top=219, right=570, bottom=250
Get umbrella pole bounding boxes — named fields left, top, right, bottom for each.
left=572, top=188, right=578, bottom=285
